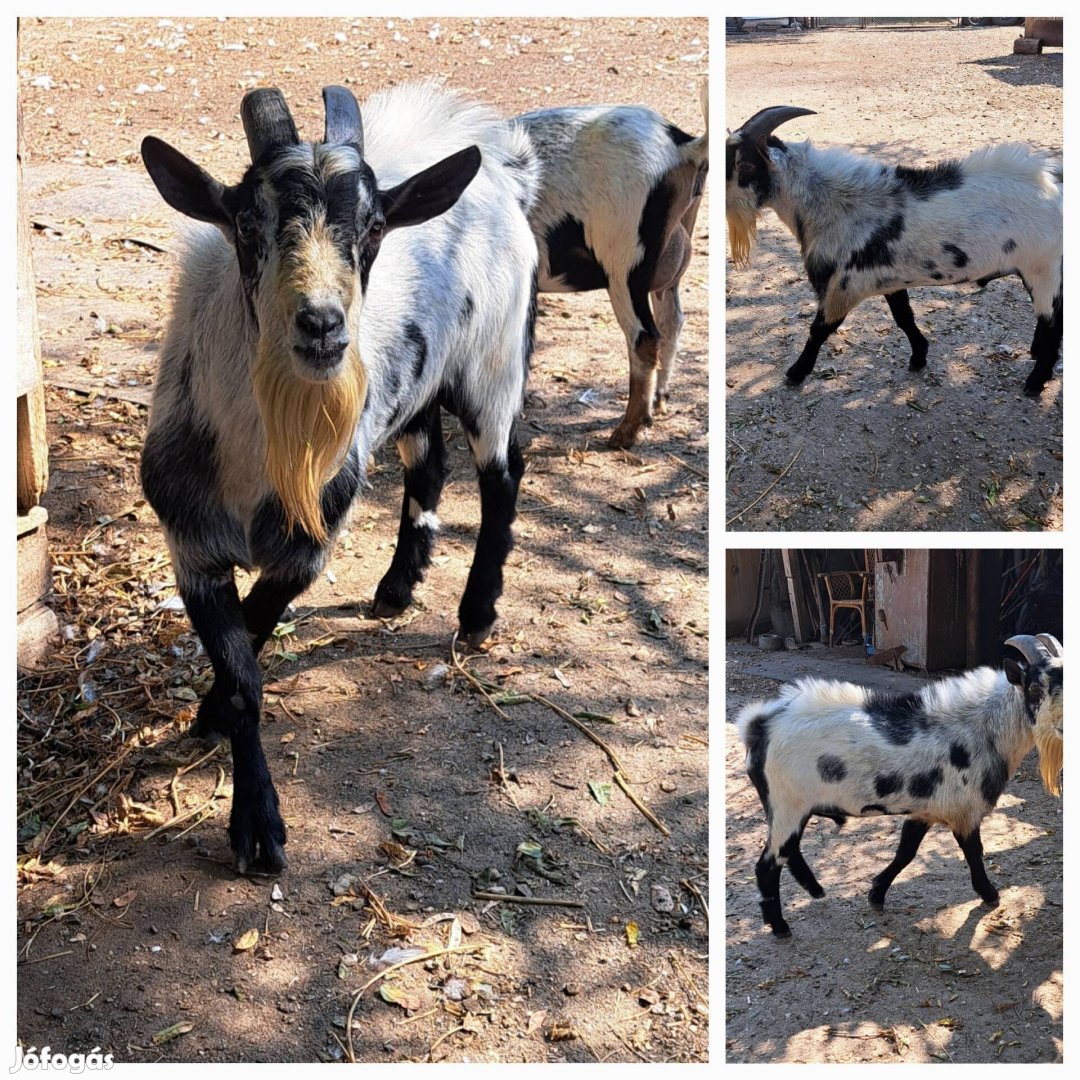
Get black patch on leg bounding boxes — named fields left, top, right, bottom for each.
left=627, top=180, right=674, bottom=336
left=868, top=817, right=930, bottom=908
left=457, top=437, right=524, bottom=642
left=884, top=289, right=929, bottom=370
left=780, top=824, right=824, bottom=898
left=1025, top=293, right=1062, bottom=396
left=755, top=849, right=790, bottom=936
left=744, top=712, right=773, bottom=818
left=954, top=827, right=999, bottom=905
left=522, top=265, right=539, bottom=376
left=805, top=254, right=836, bottom=300
left=374, top=403, right=447, bottom=617
left=183, top=574, right=286, bottom=873
left=1002, top=238, right=1017, bottom=254
left=786, top=310, right=843, bottom=383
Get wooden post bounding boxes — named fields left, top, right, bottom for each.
left=17, top=18, right=59, bottom=667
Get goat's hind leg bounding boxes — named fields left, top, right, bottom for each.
left=780, top=820, right=825, bottom=899
left=373, top=401, right=447, bottom=618
left=868, top=817, right=930, bottom=909
left=606, top=277, right=661, bottom=449
left=1025, top=278, right=1062, bottom=397
left=885, top=290, right=929, bottom=371
left=755, top=845, right=792, bottom=938
left=652, top=285, right=685, bottom=415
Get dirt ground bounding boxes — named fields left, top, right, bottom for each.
left=16, top=17, right=708, bottom=1063
left=726, top=24, right=1063, bottom=531
left=726, top=655, right=1063, bottom=1065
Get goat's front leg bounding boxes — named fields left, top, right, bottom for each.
left=457, top=431, right=525, bottom=648
left=884, top=290, right=929, bottom=370
left=373, top=401, right=447, bottom=618
left=183, top=571, right=289, bottom=874
left=786, top=309, right=846, bottom=384
left=1025, top=282, right=1062, bottom=396
left=953, top=825, right=1000, bottom=906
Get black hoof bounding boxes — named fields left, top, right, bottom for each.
left=784, top=370, right=809, bottom=386
left=868, top=897, right=885, bottom=912
left=371, top=596, right=408, bottom=620
left=981, top=891, right=1000, bottom=909
left=459, top=622, right=495, bottom=650
left=772, top=925, right=792, bottom=939
left=809, top=885, right=826, bottom=899
left=229, top=800, right=287, bottom=877
left=1023, top=380, right=1045, bottom=398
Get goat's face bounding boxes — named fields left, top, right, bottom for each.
left=1004, top=634, right=1063, bottom=796
left=141, top=86, right=481, bottom=542
left=726, top=106, right=816, bottom=267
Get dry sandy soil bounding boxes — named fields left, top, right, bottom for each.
left=726, top=659, right=1062, bottom=1065
left=726, top=24, right=1062, bottom=531
left=16, top=17, right=708, bottom=1063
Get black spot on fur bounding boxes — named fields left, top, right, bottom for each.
left=923, top=259, right=937, bottom=272
left=907, top=767, right=943, bottom=799
left=839, top=274, right=850, bottom=290
left=666, top=123, right=694, bottom=147
left=744, top=712, right=773, bottom=818
left=894, top=160, right=963, bottom=199
left=875, top=772, right=903, bottom=797
left=403, top=321, right=428, bottom=383
left=1002, top=238, right=1017, bottom=254
left=806, top=254, right=836, bottom=300
left=980, top=753, right=1010, bottom=806
left=930, top=272, right=944, bottom=281
left=942, top=242, right=969, bottom=268
left=626, top=180, right=674, bottom=335
left=811, top=805, right=848, bottom=826
left=817, top=754, right=847, bottom=783
left=459, top=293, right=475, bottom=326
left=522, top=266, right=539, bottom=376
left=846, top=214, right=905, bottom=272
left=866, top=690, right=931, bottom=745
left=860, top=803, right=889, bottom=814
left=949, top=742, right=971, bottom=770
left=544, top=215, right=608, bottom=292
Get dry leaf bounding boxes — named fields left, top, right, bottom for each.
left=233, top=928, right=259, bottom=952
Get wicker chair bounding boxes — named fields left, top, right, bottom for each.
left=817, top=570, right=871, bottom=646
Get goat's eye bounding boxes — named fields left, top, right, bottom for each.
left=367, top=217, right=385, bottom=242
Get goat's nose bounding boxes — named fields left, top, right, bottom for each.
left=296, top=303, right=346, bottom=342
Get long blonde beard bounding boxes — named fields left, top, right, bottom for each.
left=252, top=338, right=367, bottom=545
left=1034, top=714, right=1063, bottom=797
left=726, top=203, right=759, bottom=267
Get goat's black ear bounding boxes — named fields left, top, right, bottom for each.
left=380, top=146, right=482, bottom=233
left=1003, top=657, right=1026, bottom=686
left=141, top=136, right=233, bottom=238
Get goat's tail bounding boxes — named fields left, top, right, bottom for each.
left=678, top=77, right=709, bottom=168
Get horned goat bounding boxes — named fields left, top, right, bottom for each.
left=140, top=83, right=538, bottom=873
left=735, top=634, right=1063, bottom=938
left=726, top=107, right=1062, bottom=395
left=518, top=80, right=708, bottom=448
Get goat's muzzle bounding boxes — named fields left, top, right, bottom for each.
left=294, top=301, right=350, bottom=377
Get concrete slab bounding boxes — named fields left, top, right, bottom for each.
left=726, top=639, right=934, bottom=693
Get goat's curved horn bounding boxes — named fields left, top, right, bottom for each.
left=1035, top=633, right=1063, bottom=658
left=323, top=85, right=363, bottom=151
left=1004, top=635, right=1051, bottom=665
left=241, top=88, right=299, bottom=162
left=733, top=105, right=816, bottom=144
